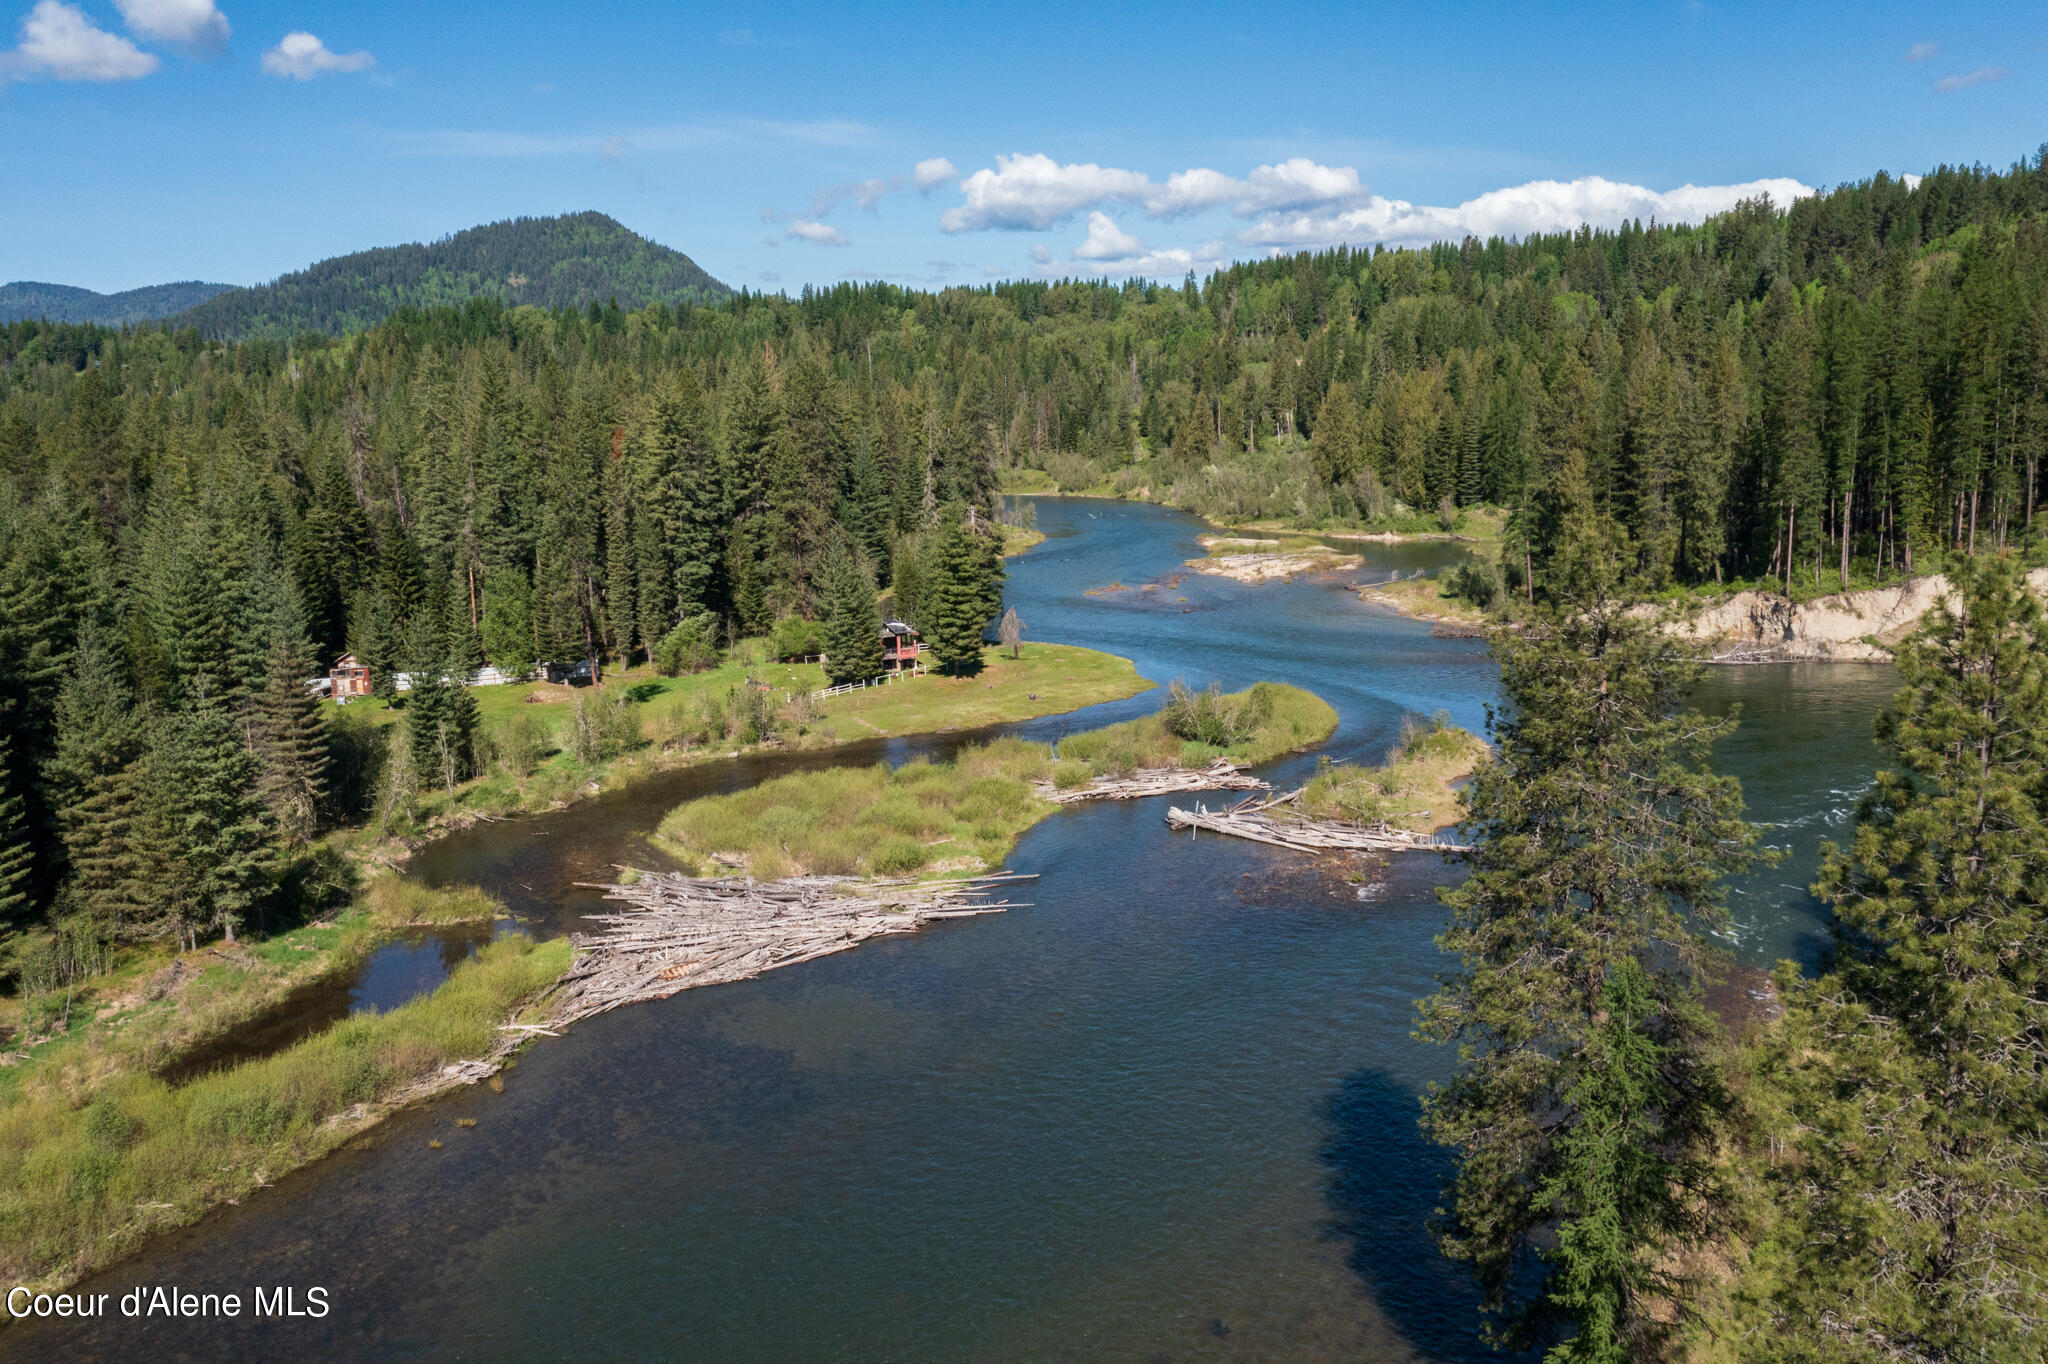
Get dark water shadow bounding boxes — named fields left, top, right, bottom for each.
left=1321, top=1068, right=1531, bottom=1364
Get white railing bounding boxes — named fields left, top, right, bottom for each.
left=809, top=662, right=928, bottom=700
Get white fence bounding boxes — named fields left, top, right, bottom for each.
left=809, top=662, right=928, bottom=700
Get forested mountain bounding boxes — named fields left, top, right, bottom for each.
left=1, top=150, right=2045, bottom=959
left=0, top=280, right=233, bottom=325
left=169, top=212, right=731, bottom=339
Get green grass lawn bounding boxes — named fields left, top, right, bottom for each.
left=813, top=643, right=1149, bottom=739
left=652, top=682, right=1336, bottom=880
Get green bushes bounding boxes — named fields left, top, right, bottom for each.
left=1448, top=559, right=1503, bottom=610
left=653, top=613, right=721, bottom=676
left=769, top=616, right=826, bottom=662
left=569, top=688, right=646, bottom=764
left=1161, top=679, right=1275, bottom=747
left=489, top=709, right=552, bottom=777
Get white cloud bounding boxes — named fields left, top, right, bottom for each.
left=914, top=156, right=958, bottom=191
left=809, top=175, right=896, bottom=216
left=1048, top=240, right=1230, bottom=279
left=261, top=31, right=375, bottom=80
left=940, top=152, right=1368, bottom=231
left=786, top=220, right=850, bottom=247
left=1071, top=212, right=1145, bottom=261
left=1237, top=175, right=1817, bottom=250
left=1905, top=41, right=1938, bottom=62
left=2, top=0, right=158, bottom=82
left=1933, top=66, right=2009, bottom=92
left=942, top=154, right=1155, bottom=231
left=113, top=0, right=227, bottom=51
left=600, top=136, right=629, bottom=163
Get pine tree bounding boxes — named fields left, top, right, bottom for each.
left=920, top=508, right=999, bottom=676
left=0, top=734, right=32, bottom=927
left=151, top=679, right=270, bottom=946
left=1754, top=552, right=2048, bottom=1358
left=819, top=537, right=883, bottom=687
left=639, top=371, right=724, bottom=620
left=251, top=629, right=330, bottom=844
left=1456, top=402, right=1484, bottom=507
left=1418, top=511, right=1761, bottom=1359
left=1309, top=382, right=1362, bottom=486
left=49, top=628, right=150, bottom=938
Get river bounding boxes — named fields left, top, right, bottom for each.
left=7, top=498, right=1894, bottom=1361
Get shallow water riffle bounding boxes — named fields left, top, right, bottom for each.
left=5, top=498, right=1892, bottom=1362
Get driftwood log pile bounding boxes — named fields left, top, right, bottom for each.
left=1164, top=789, right=1472, bottom=854
left=1035, top=758, right=1269, bottom=805
left=550, top=872, right=1034, bottom=1025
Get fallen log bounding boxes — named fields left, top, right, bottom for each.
left=550, top=871, right=1035, bottom=1025
left=1035, top=758, right=1269, bottom=805
left=1164, top=800, right=1471, bottom=854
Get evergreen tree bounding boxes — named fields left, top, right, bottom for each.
left=1419, top=512, right=1761, bottom=1359
left=1309, top=382, right=1363, bottom=486
left=920, top=508, right=1001, bottom=676
left=1753, top=552, right=2048, bottom=1358
left=49, top=628, right=149, bottom=938
left=819, top=536, right=883, bottom=687
left=150, top=679, right=270, bottom=946
left=251, top=629, right=330, bottom=844
left=0, top=734, right=31, bottom=927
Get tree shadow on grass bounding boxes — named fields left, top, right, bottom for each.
left=1320, top=1068, right=1534, bottom=1364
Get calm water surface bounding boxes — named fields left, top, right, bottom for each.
left=11, top=499, right=1891, bottom=1361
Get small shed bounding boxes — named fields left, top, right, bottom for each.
left=330, top=653, right=371, bottom=699
left=882, top=620, right=921, bottom=670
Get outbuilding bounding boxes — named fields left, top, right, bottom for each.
left=882, top=620, right=921, bottom=670
left=329, top=653, right=371, bottom=700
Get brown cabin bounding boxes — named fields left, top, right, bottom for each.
left=330, top=653, right=372, bottom=699
left=882, top=620, right=921, bottom=670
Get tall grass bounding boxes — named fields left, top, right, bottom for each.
left=0, top=933, right=568, bottom=1290
left=656, top=685, right=1336, bottom=878
left=1299, top=713, right=1488, bottom=833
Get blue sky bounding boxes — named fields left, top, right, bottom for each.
left=1, top=1, right=2038, bottom=293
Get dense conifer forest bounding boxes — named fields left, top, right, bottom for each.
left=2, top=151, right=2044, bottom=961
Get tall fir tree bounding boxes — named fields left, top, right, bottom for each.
left=0, top=734, right=31, bottom=927
left=149, top=679, right=271, bottom=946
left=48, top=627, right=150, bottom=939
left=251, top=629, right=331, bottom=844
left=819, top=536, right=883, bottom=686
left=1751, top=552, right=2048, bottom=1358
left=1418, top=511, right=1761, bottom=1360
left=918, top=507, right=1003, bottom=676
